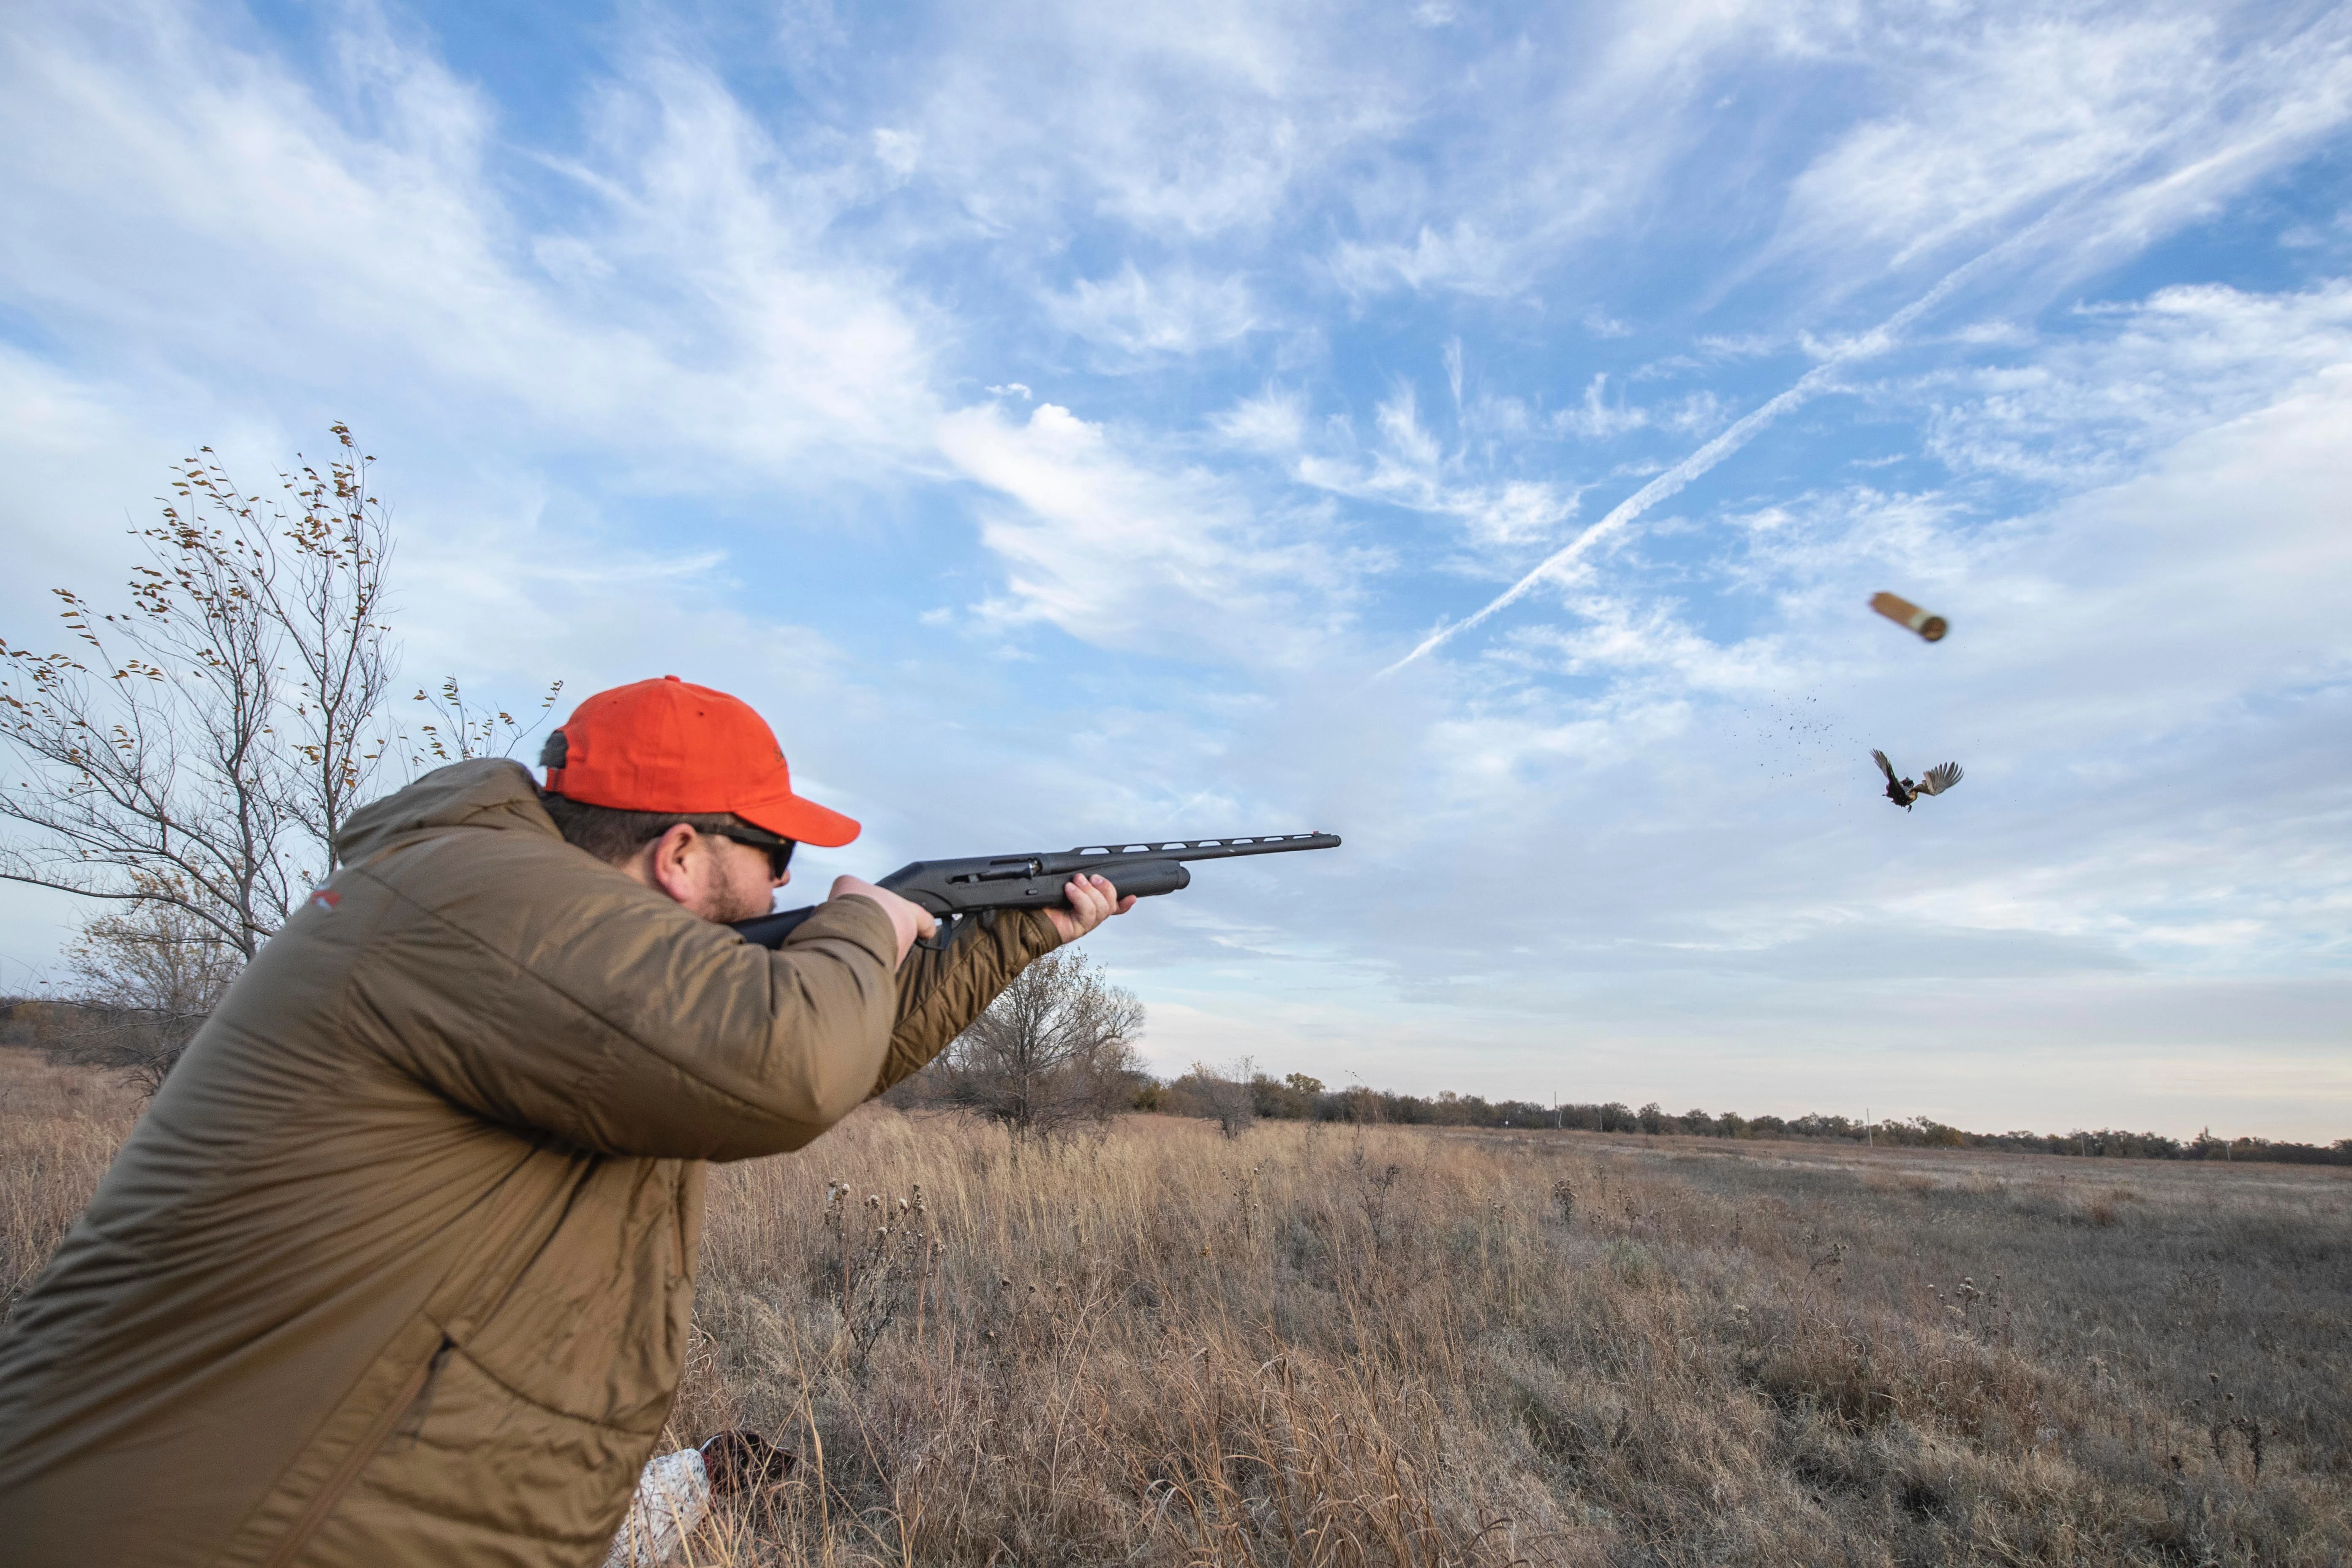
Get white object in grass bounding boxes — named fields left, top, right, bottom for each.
left=604, top=1447, right=710, bottom=1568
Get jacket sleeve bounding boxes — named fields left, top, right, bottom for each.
left=349, top=840, right=904, bottom=1162
left=869, top=909, right=1065, bottom=1097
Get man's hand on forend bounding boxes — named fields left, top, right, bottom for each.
left=1045, top=872, right=1137, bottom=944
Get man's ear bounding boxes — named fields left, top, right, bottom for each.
left=643, top=822, right=704, bottom=904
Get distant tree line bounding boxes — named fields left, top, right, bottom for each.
left=7, top=993, right=2344, bottom=1166
left=1131, top=1068, right=2352, bottom=1167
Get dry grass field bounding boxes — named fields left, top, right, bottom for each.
left=0, top=1048, right=142, bottom=1323
left=6, top=1044, right=2348, bottom=1567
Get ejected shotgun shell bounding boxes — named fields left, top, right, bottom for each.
left=1870, top=591, right=1947, bottom=642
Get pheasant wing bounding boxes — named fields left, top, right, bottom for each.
left=1870, top=749, right=1898, bottom=783
left=1916, top=761, right=1963, bottom=796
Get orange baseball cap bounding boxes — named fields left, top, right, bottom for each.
left=539, top=676, right=860, bottom=847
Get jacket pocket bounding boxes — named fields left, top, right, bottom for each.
left=308, top=1343, right=659, bottom=1564
left=389, top=1337, right=457, bottom=1447
left=258, top=1337, right=449, bottom=1568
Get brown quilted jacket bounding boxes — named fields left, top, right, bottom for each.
left=0, top=760, right=1059, bottom=1566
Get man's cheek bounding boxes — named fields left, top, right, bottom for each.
left=738, top=863, right=773, bottom=920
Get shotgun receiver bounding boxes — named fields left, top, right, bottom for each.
left=731, top=831, right=1341, bottom=949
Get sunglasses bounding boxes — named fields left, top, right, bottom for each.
left=709, top=828, right=796, bottom=879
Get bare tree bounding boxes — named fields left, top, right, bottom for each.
left=46, top=872, right=244, bottom=1093
left=400, top=674, right=565, bottom=765
left=0, top=426, right=568, bottom=1095
left=1184, top=1057, right=1257, bottom=1139
left=0, top=425, right=395, bottom=959
left=939, top=949, right=1144, bottom=1145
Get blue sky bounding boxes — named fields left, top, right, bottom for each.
left=3, top=0, right=2349, bottom=1138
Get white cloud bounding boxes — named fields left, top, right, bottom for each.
left=1374, top=383, right=1442, bottom=469
left=872, top=126, right=921, bottom=176
left=1043, top=262, right=1257, bottom=359
left=0, top=2, right=943, bottom=488
left=1762, top=3, right=2352, bottom=297
left=1780, top=15, right=2225, bottom=269
left=1314, top=0, right=2352, bottom=323
left=1552, top=373, right=1649, bottom=439
left=1290, top=380, right=1582, bottom=554
left=1318, top=0, right=1817, bottom=302
left=1328, top=220, right=1524, bottom=299
left=1209, top=387, right=1308, bottom=453
left=900, top=2, right=1404, bottom=243
left=1922, top=281, right=2352, bottom=483
left=1496, top=594, right=1780, bottom=690
left=936, top=400, right=1361, bottom=664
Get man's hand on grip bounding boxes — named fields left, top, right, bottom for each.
left=828, top=876, right=937, bottom=967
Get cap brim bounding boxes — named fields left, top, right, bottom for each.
left=733, top=786, right=861, bottom=849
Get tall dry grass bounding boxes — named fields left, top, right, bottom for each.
left=5, top=1048, right=2347, bottom=1565
left=675, top=1111, right=2352, bottom=1566
left=0, top=1047, right=140, bottom=1318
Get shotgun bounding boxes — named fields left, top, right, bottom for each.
left=731, top=832, right=1341, bottom=948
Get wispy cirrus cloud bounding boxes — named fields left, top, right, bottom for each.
left=1043, top=263, right=1259, bottom=361
left=1210, top=380, right=1584, bottom=560
left=1921, top=281, right=2352, bottom=482
left=0, top=0, right=942, bottom=485
left=936, top=399, right=1365, bottom=664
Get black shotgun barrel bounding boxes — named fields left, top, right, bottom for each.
left=731, top=831, right=1338, bottom=949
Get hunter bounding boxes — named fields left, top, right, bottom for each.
left=0, top=675, right=1131, bottom=1566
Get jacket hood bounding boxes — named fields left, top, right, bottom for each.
left=336, top=759, right=556, bottom=866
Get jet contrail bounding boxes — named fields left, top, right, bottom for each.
left=1379, top=236, right=2022, bottom=676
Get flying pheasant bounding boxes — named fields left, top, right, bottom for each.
left=1871, top=749, right=1962, bottom=810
